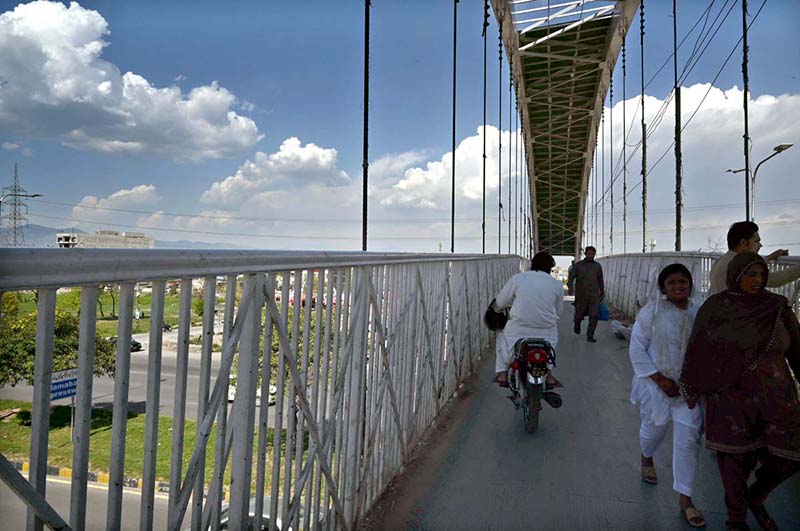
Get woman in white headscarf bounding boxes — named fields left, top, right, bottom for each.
left=629, top=263, right=705, bottom=528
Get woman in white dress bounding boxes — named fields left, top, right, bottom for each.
left=628, top=263, right=705, bottom=528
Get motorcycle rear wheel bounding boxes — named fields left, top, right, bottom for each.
left=523, top=380, right=542, bottom=433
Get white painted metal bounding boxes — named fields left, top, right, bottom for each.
left=140, top=280, right=165, bottom=531
left=1, top=453, right=72, bottom=531
left=27, top=288, right=56, bottom=531
left=1, top=249, right=524, bottom=531
left=168, top=279, right=192, bottom=522
left=70, top=286, right=98, bottom=531
left=106, top=283, right=135, bottom=531
left=600, top=253, right=800, bottom=320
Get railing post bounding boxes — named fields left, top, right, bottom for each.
left=70, top=286, right=98, bottom=531
left=228, top=274, right=263, bottom=531
left=344, top=269, right=369, bottom=528
left=106, top=283, right=135, bottom=531
left=140, top=281, right=165, bottom=531
left=26, top=288, right=56, bottom=531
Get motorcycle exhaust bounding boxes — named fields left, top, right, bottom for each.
left=543, top=391, right=563, bottom=409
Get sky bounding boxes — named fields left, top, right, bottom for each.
left=0, top=0, right=798, bottom=264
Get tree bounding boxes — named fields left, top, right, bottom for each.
left=0, top=310, right=116, bottom=386
left=2, top=291, right=19, bottom=317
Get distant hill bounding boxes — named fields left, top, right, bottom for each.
left=0, top=223, right=240, bottom=250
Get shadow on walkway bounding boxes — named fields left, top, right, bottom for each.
left=363, top=309, right=800, bottom=530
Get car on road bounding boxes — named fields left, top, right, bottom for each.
left=227, top=379, right=277, bottom=407
left=106, top=336, right=143, bottom=352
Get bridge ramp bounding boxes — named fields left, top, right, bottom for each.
left=365, top=308, right=800, bottom=530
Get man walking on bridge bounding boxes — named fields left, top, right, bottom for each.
left=568, top=246, right=604, bottom=343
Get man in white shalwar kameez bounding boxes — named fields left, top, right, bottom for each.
left=628, top=263, right=706, bottom=527
left=493, top=252, right=564, bottom=385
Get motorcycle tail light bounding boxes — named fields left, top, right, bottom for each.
left=510, top=360, right=521, bottom=370
left=526, top=348, right=548, bottom=364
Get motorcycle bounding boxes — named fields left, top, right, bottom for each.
left=507, top=338, right=563, bottom=433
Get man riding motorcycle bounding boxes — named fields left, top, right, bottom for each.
left=493, top=251, right=564, bottom=388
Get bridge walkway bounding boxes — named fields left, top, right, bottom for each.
left=364, top=305, right=800, bottom=530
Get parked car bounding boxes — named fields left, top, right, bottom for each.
left=227, top=379, right=277, bottom=407
left=207, top=495, right=324, bottom=531
left=107, top=336, right=143, bottom=352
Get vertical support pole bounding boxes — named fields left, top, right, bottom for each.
left=610, top=78, right=614, bottom=254
left=140, top=280, right=164, bottom=531
left=450, top=0, right=458, bottom=253
left=344, top=269, right=368, bottom=528
left=167, top=279, right=192, bottom=520
left=70, top=286, right=97, bottom=531
left=362, top=0, right=370, bottom=251
left=673, top=0, right=682, bottom=251
left=742, top=0, right=751, bottom=221
left=228, top=274, right=263, bottom=531
left=191, top=276, right=216, bottom=530
left=498, top=22, right=503, bottom=255
left=622, top=40, right=628, bottom=254
left=640, top=0, right=647, bottom=254
left=106, top=283, right=135, bottom=531
left=26, top=288, right=56, bottom=531
left=481, top=0, right=489, bottom=254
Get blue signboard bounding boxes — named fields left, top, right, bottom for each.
left=51, top=368, right=78, bottom=401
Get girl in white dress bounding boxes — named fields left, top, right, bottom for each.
left=628, top=263, right=705, bottom=528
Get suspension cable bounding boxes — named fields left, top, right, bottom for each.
left=450, top=0, right=458, bottom=253
left=674, top=0, right=683, bottom=251
left=601, top=108, right=605, bottom=256
left=514, top=97, right=519, bottom=256
left=498, top=22, right=503, bottom=254
left=508, top=70, right=512, bottom=254
left=609, top=78, right=614, bottom=254
left=742, top=0, right=751, bottom=220
left=482, top=0, right=489, bottom=253
left=361, top=0, right=370, bottom=251
left=622, top=40, right=628, bottom=253
left=640, top=1, right=647, bottom=253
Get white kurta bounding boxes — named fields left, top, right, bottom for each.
left=494, top=271, right=564, bottom=372
left=628, top=297, right=701, bottom=428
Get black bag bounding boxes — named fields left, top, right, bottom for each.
left=484, top=299, right=509, bottom=331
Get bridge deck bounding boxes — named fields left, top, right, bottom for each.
left=364, top=306, right=800, bottom=530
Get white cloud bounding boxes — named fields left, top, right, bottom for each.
left=2, top=142, right=19, bottom=150
left=0, top=1, right=262, bottom=160
left=201, top=137, right=351, bottom=207
left=174, top=74, right=186, bottom=82
left=240, top=100, right=256, bottom=113
left=72, top=184, right=161, bottom=224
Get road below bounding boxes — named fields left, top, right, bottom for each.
left=0, top=474, right=190, bottom=530
left=0, top=348, right=289, bottom=427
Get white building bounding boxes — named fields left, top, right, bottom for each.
left=57, top=230, right=155, bottom=249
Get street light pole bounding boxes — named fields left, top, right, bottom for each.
left=726, top=143, right=792, bottom=221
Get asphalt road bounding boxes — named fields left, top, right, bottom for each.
left=0, top=346, right=289, bottom=426
left=0, top=474, right=189, bottom=530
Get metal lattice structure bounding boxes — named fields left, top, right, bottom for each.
left=492, top=0, right=640, bottom=257
left=1, top=164, right=31, bottom=248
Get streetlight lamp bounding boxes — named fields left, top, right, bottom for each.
left=727, top=143, right=793, bottom=221
left=0, top=191, right=42, bottom=208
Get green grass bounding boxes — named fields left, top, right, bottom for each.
left=0, top=399, right=288, bottom=487
left=15, top=289, right=211, bottom=337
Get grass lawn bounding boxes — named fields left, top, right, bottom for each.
left=0, top=399, right=288, bottom=489
left=16, top=289, right=211, bottom=337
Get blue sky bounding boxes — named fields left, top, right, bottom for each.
left=1, top=0, right=798, bottom=257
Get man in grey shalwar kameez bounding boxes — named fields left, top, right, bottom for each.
left=567, top=246, right=604, bottom=342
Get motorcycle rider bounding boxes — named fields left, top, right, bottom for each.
left=493, top=251, right=564, bottom=387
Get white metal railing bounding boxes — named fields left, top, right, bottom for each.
left=0, top=249, right=523, bottom=531
left=599, top=252, right=800, bottom=319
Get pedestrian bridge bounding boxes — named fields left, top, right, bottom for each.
left=1, top=249, right=798, bottom=530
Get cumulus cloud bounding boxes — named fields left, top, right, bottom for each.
left=376, top=126, right=522, bottom=209
left=201, top=137, right=351, bottom=207
left=72, top=184, right=161, bottom=224
left=0, top=1, right=262, bottom=160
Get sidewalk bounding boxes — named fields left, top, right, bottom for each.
left=364, top=309, right=800, bottom=530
